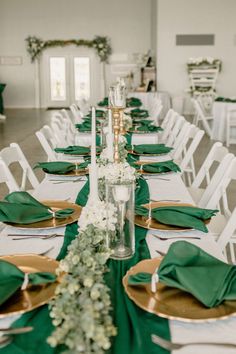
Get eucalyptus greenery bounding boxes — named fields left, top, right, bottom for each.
left=25, top=35, right=112, bottom=63
left=48, top=202, right=117, bottom=353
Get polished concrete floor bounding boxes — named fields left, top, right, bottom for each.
left=0, top=108, right=236, bottom=208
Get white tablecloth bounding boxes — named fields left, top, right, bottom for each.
left=0, top=170, right=235, bottom=353
left=211, top=101, right=236, bottom=142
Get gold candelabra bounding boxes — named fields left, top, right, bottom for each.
left=119, top=109, right=126, bottom=135
left=111, top=107, right=121, bottom=163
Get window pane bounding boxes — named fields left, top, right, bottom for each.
left=74, top=57, right=90, bottom=101
left=50, top=57, right=66, bottom=101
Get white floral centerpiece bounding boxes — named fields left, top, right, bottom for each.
left=187, top=57, right=222, bottom=72
left=48, top=200, right=117, bottom=354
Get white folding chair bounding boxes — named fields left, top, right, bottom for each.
left=188, top=142, right=229, bottom=203
left=70, top=104, right=83, bottom=124
left=0, top=158, right=19, bottom=193
left=199, top=156, right=236, bottom=238
left=217, top=207, right=236, bottom=263
left=0, top=143, right=39, bottom=191
left=165, top=115, right=185, bottom=147
left=149, top=99, right=163, bottom=126
left=192, top=98, right=212, bottom=137
left=51, top=117, right=73, bottom=146
left=35, top=125, right=59, bottom=161
left=226, top=108, right=236, bottom=147
left=160, top=110, right=180, bottom=143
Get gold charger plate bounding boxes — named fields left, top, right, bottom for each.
left=47, top=164, right=89, bottom=177
left=127, top=130, right=155, bottom=134
left=0, top=254, right=60, bottom=318
left=123, top=258, right=236, bottom=322
left=135, top=201, right=210, bottom=231
left=6, top=200, right=82, bottom=230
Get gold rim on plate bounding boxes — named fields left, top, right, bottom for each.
left=123, top=258, right=236, bottom=322
left=0, top=254, right=60, bottom=318
left=6, top=200, right=82, bottom=230
left=135, top=201, right=209, bottom=231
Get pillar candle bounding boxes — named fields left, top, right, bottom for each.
left=107, top=109, right=114, bottom=161
left=88, top=106, right=99, bottom=202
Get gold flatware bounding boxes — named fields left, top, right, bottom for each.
left=11, top=234, right=63, bottom=240
left=0, top=326, right=33, bottom=335
left=151, top=334, right=236, bottom=350
left=0, top=336, right=12, bottom=348
left=152, top=234, right=201, bottom=241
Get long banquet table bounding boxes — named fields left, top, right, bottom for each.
left=0, top=165, right=236, bottom=353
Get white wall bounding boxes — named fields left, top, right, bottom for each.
left=157, top=0, right=236, bottom=109
left=0, top=0, right=152, bottom=108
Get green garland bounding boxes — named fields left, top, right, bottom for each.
left=25, top=36, right=112, bottom=63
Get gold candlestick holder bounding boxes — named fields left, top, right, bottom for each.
left=111, top=107, right=121, bottom=163
left=119, top=109, right=126, bottom=135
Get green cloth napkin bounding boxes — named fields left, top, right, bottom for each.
left=0, top=259, right=56, bottom=306
left=54, top=146, right=90, bottom=155
left=135, top=205, right=218, bottom=232
left=128, top=241, right=236, bottom=308
left=85, top=110, right=106, bottom=118
left=126, top=144, right=173, bottom=155
left=130, top=108, right=149, bottom=118
left=215, top=96, right=236, bottom=103
left=34, top=161, right=89, bottom=174
left=97, top=97, right=108, bottom=107
left=136, top=160, right=181, bottom=173
left=131, top=125, right=163, bottom=132
left=135, top=178, right=150, bottom=205
left=133, top=119, right=153, bottom=125
left=0, top=192, right=74, bottom=224
left=126, top=97, right=142, bottom=107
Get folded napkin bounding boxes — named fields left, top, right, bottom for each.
left=133, top=119, right=153, bottom=125
left=136, top=160, right=181, bottom=173
left=0, top=192, right=74, bottom=224
left=54, top=146, right=90, bottom=155
left=128, top=241, right=236, bottom=308
left=130, top=108, right=149, bottom=118
left=135, top=177, right=150, bottom=205
left=75, top=121, right=92, bottom=132
left=126, top=144, right=173, bottom=155
left=85, top=110, right=106, bottom=118
left=81, top=118, right=101, bottom=125
left=126, top=97, right=142, bottom=107
left=34, top=161, right=89, bottom=174
left=98, top=97, right=108, bottom=107
left=0, top=259, right=56, bottom=306
left=135, top=205, right=218, bottom=232
left=134, top=125, right=163, bottom=132
left=215, top=96, right=236, bottom=103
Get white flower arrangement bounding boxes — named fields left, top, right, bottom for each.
left=98, top=161, right=136, bottom=184
left=48, top=200, right=117, bottom=353
left=187, top=57, right=222, bottom=71
left=79, top=200, right=117, bottom=232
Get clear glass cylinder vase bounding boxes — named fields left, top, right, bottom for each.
left=106, top=180, right=135, bottom=260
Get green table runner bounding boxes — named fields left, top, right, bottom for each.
left=2, top=178, right=170, bottom=354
